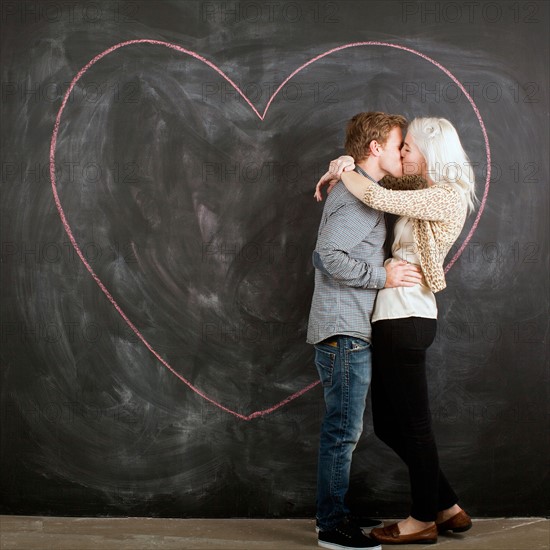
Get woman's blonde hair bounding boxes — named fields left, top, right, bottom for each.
left=408, top=117, right=477, bottom=213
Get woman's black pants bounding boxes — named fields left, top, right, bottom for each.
left=371, top=317, right=458, bottom=521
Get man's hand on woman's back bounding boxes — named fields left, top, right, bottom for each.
left=384, top=260, right=424, bottom=288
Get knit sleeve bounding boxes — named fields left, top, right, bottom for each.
left=340, top=171, right=465, bottom=221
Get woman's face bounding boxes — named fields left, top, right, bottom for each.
left=401, top=133, right=427, bottom=179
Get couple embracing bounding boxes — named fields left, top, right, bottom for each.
left=307, top=112, right=476, bottom=550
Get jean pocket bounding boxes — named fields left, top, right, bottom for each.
left=314, top=346, right=336, bottom=387
left=348, top=338, right=371, bottom=352
left=347, top=341, right=372, bottom=386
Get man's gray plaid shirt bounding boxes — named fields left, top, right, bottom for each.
left=307, top=169, right=387, bottom=344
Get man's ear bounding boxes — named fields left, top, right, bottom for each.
left=368, top=140, right=381, bottom=157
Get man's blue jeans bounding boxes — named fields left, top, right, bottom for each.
left=314, top=335, right=373, bottom=531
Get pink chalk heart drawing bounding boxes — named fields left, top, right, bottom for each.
left=49, top=40, right=491, bottom=421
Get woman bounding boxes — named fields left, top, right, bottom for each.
left=315, top=117, right=476, bottom=545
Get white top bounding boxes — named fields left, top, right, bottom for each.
left=372, top=216, right=437, bottom=322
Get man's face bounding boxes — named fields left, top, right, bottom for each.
left=378, top=126, right=403, bottom=178
left=401, top=132, right=426, bottom=178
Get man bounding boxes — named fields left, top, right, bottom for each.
left=307, top=112, right=423, bottom=550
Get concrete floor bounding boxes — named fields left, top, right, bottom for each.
left=0, top=516, right=548, bottom=549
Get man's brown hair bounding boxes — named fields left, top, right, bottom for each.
left=345, top=112, right=407, bottom=161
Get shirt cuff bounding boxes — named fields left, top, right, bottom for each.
left=370, top=266, right=386, bottom=289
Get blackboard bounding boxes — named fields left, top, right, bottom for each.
left=1, top=0, right=548, bottom=518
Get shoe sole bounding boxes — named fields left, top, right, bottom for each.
left=371, top=539, right=437, bottom=545
left=370, top=534, right=438, bottom=545
left=318, top=541, right=382, bottom=550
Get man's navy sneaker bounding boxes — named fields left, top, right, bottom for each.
left=318, top=518, right=382, bottom=550
left=316, top=516, right=383, bottom=533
